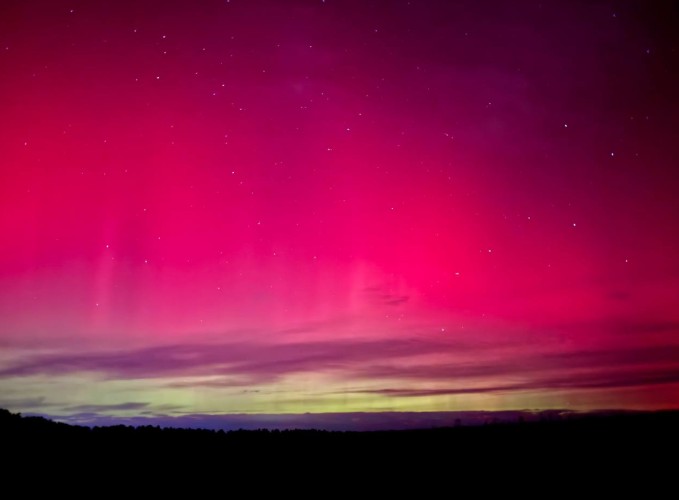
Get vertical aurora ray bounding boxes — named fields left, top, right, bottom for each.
left=1, top=0, right=678, bottom=423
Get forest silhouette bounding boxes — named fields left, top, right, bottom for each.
left=3, top=408, right=677, bottom=472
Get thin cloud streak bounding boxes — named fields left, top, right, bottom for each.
left=347, top=367, right=679, bottom=398
left=31, top=409, right=580, bottom=432
left=1, top=337, right=678, bottom=398
left=0, top=338, right=492, bottom=381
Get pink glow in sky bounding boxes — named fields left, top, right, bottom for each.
left=1, top=0, right=678, bottom=422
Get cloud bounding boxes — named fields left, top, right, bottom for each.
left=612, top=321, right=679, bottom=336
left=0, top=337, right=484, bottom=383
left=362, top=284, right=410, bottom=307
left=0, top=397, right=188, bottom=417
left=385, top=296, right=409, bottom=306
left=356, top=344, right=679, bottom=383
left=557, top=318, right=679, bottom=337
left=30, top=410, right=579, bottom=432
left=0, top=396, right=54, bottom=410
left=347, top=367, right=679, bottom=398
left=549, top=344, right=679, bottom=367
left=66, top=402, right=150, bottom=412
left=2, top=337, right=678, bottom=398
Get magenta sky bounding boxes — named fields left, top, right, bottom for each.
left=1, top=0, right=678, bottom=423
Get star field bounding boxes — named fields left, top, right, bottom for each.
left=1, top=0, right=678, bottom=422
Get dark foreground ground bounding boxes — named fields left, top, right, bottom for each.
left=2, top=408, right=677, bottom=487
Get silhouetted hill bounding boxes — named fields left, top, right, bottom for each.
left=2, top=407, right=677, bottom=482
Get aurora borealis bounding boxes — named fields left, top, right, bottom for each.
left=1, top=0, right=678, bottom=428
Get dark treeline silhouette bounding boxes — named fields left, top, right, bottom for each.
left=3, top=408, right=678, bottom=450
left=3, top=407, right=677, bottom=482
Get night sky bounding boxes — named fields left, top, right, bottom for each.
left=1, top=0, right=678, bottom=427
